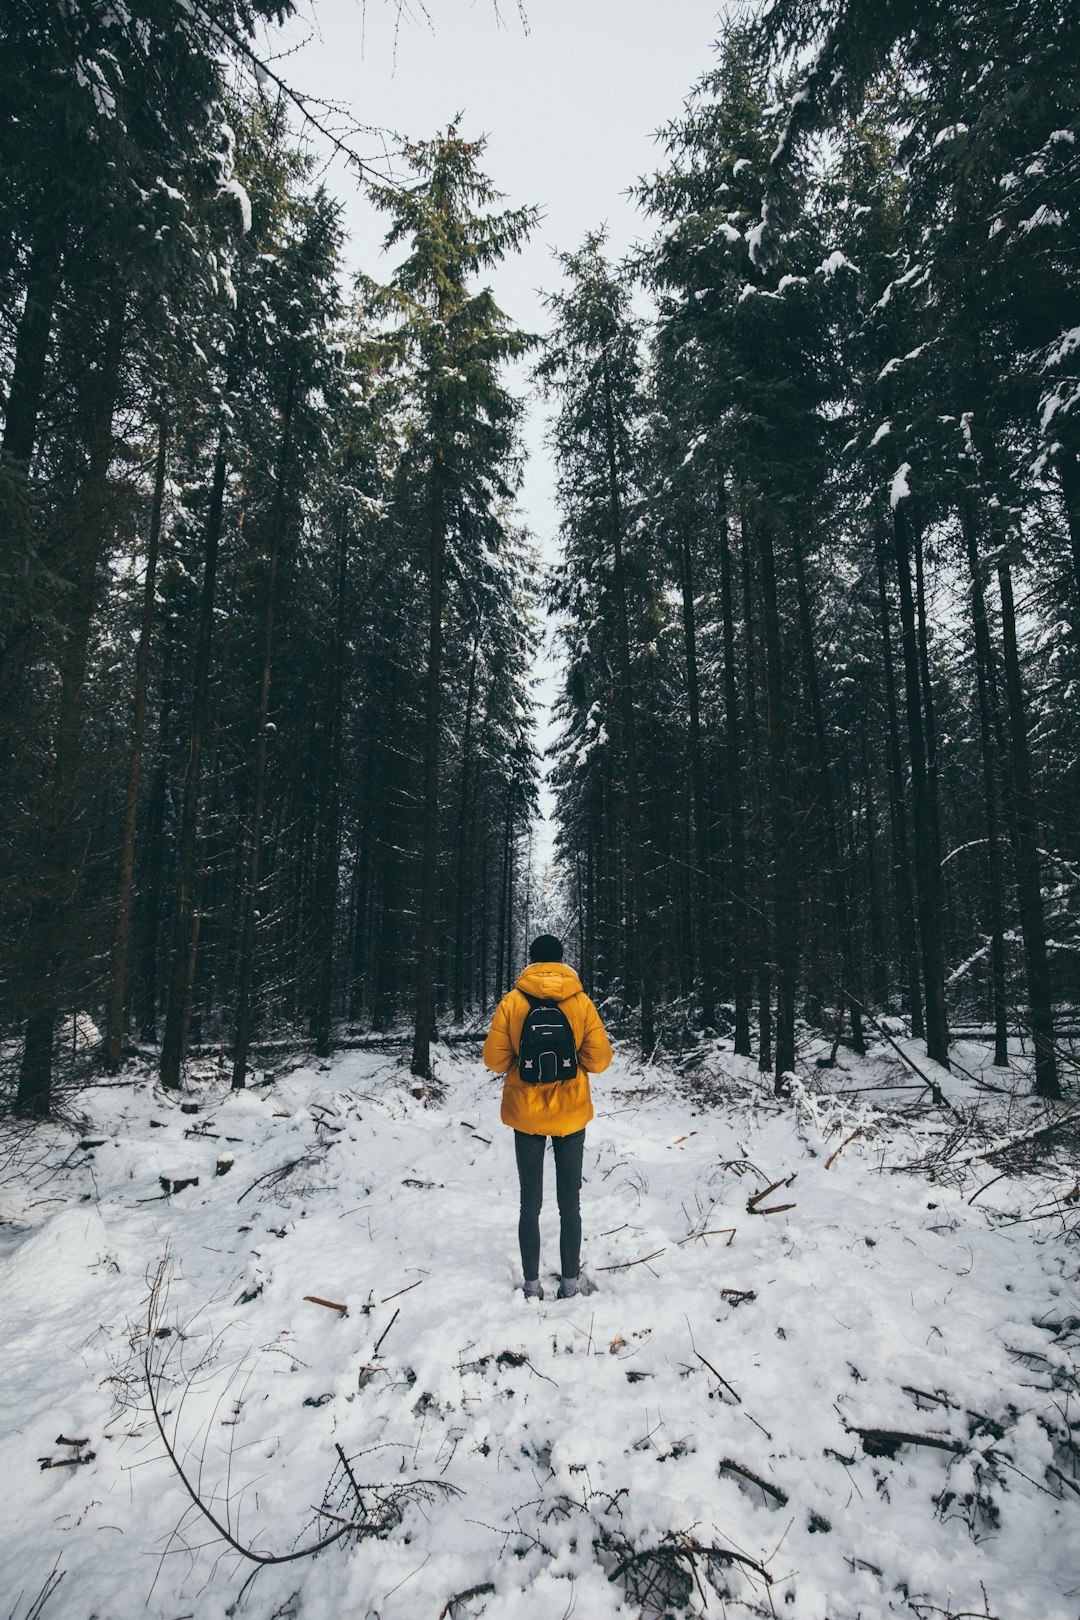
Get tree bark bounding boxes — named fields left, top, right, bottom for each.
left=791, top=522, right=865, bottom=1053
left=232, top=369, right=296, bottom=1088
left=105, top=410, right=169, bottom=1072
left=2, top=208, right=64, bottom=471
left=873, top=519, right=923, bottom=1034
left=678, top=521, right=715, bottom=1029
left=960, top=496, right=1009, bottom=1067
left=411, top=428, right=447, bottom=1080
left=739, top=500, right=771, bottom=1071
left=15, top=289, right=126, bottom=1116
left=996, top=557, right=1059, bottom=1097
left=891, top=502, right=949, bottom=1068
left=159, top=438, right=229, bottom=1089
left=718, top=491, right=751, bottom=1055
left=601, top=353, right=655, bottom=1056
left=312, top=523, right=350, bottom=1057
left=751, top=508, right=798, bottom=1089
left=452, top=629, right=482, bottom=1025
left=1055, top=447, right=1080, bottom=630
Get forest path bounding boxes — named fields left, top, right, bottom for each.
left=0, top=1041, right=1077, bottom=1619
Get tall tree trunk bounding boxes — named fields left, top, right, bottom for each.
left=996, top=558, right=1059, bottom=1097
left=860, top=722, right=889, bottom=1011
left=232, top=370, right=296, bottom=1088
left=892, top=501, right=949, bottom=1068
left=159, top=438, right=229, bottom=1089
left=718, top=491, right=751, bottom=1055
left=410, top=441, right=447, bottom=1081
left=873, top=519, right=923, bottom=1033
left=312, top=523, right=350, bottom=1057
left=505, top=806, right=516, bottom=991
left=960, top=496, right=1009, bottom=1067
left=1055, top=447, right=1080, bottom=629
left=105, top=410, right=169, bottom=1072
left=678, top=522, right=715, bottom=1028
left=15, top=289, right=125, bottom=1117
left=739, top=499, right=771, bottom=1070
left=601, top=354, right=655, bottom=1055
left=2, top=209, right=64, bottom=471
left=752, top=508, right=798, bottom=1089
left=452, top=629, right=482, bottom=1025
left=791, top=523, right=865, bottom=1053
left=134, top=610, right=176, bottom=1041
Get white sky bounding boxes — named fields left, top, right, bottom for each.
left=263, top=0, right=733, bottom=864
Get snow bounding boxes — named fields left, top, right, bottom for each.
left=1020, top=205, right=1064, bottom=234
left=2, top=1040, right=1079, bottom=1619
left=219, top=178, right=253, bottom=235
left=870, top=421, right=892, bottom=447
left=816, top=250, right=857, bottom=278
left=890, top=463, right=912, bottom=507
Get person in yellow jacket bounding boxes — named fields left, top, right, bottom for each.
left=482, top=933, right=613, bottom=1300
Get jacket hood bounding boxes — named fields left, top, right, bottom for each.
left=515, top=961, right=584, bottom=1002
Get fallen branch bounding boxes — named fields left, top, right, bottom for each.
left=717, top=1457, right=788, bottom=1505
left=676, top=1228, right=736, bottom=1246
left=596, top=1248, right=666, bottom=1273
left=236, top=1155, right=308, bottom=1204
left=373, top=1307, right=400, bottom=1357
left=838, top=986, right=951, bottom=1109
left=977, top=1115, right=1079, bottom=1162
left=825, top=1130, right=861, bottom=1170
left=691, top=1347, right=741, bottom=1404
left=853, top=1425, right=963, bottom=1458
left=439, top=1582, right=496, bottom=1619
left=608, top=1540, right=773, bottom=1587
left=381, top=1278, right=423, bottom=1304
left=747, top=1175, right=795, bottom=1214
left=304, top=1295, right=348, bottom=1317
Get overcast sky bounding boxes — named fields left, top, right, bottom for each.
left=263, top=0, right=733, bottom=866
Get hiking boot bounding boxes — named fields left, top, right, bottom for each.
left=523, top=1279, right=544, bottom=1301
left=557, top=1276, right=580, bottom=1299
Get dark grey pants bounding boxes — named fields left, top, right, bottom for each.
left=513, top=1128, right=586, bottom=1283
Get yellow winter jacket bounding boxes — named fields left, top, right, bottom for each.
left=483, top=961, right=613, bottom=1136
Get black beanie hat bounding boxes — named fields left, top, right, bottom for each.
left=529, top=933, right=563, bottom=963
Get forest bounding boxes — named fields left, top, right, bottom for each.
left=1, top=0, right=1078, bottom=1112
left=2, top=4, right=1080, bottom=1619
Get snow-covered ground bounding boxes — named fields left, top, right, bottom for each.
left=1, top=1037, right=1078, bottom=1620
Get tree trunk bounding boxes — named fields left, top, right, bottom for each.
left=751, top=508, right=798, bottom=1089
left=232, top=369, right=296, bottom=1088
left=1055, top=447, right=1080, bottom=629
left=134, top=611, right=176, bottom=1042
left=410, top=439, right=447, bottom=1081
left=860, top=723, right=889, bottom=1011
left=601, top=354, right=655, bottom=1055
left=105, top=410, right=169, bottom=1072
left=873, top=519, right=923, bottom=1033
left=791, top=522, right=865, bottom=1053
left=159, top=438, right=229, bottom=1089
left=2, top=209, right=64, bottom=470
left=718, top=490, right=751, bottom=1055
left=452, top=629, right=482, bottom=1025
left=15, top=289, right=126, bottom=1116
left=891, top=502, right=949, bottom=1068
left=312, top=523, right=350, bottom=1057
left=960, top=496, right=1009, bottom=1067
left=996, top=557, right=1059, bottom=1097
left=678, top=522, right=715, bottom=1029
left=739, top=499, right=771, bottom=1071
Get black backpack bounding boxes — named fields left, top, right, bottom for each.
left=517, top=992, right=578, bottom=1084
